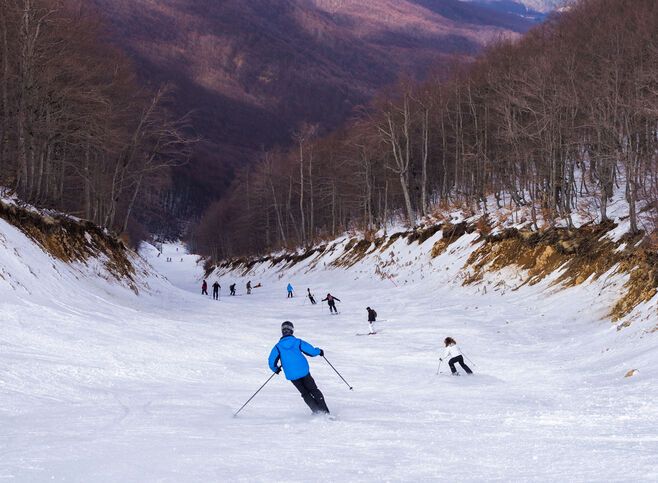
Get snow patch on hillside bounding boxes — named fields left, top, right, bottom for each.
left=463, top=0, right=565, bottom=14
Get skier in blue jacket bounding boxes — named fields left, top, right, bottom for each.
left=287, top=283, right=294, bottom=298
left=268, top=321, right=330, bottom=414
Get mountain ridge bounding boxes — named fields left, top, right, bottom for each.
left=461, top=0, right=563, bottom=14
left=90, top=0, right=534, bottom=216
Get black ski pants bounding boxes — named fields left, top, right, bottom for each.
left=448, top=355, right=472, bottom=374
left=309, top=295, right=316, bottom=304
left=202, top=288, right=208, bottom=295
left=213, top=288, right=219, bottom=300
left=291, top=373, right=330, bottom=414
left=328, top=301, right=337, bottom=313
left=287, top=291, right=293, bottom=298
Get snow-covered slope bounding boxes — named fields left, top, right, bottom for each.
left=0, top=198, right=170, bottom=307
left=464, top=0, right=564, bottom=14
left=516, top=0, right=565, bottom=12
left=1, top=206, right=657, bottom=480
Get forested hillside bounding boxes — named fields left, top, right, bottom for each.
left=0, top=0, right=536, bottom=237
left=89, top=0, right=534, bottom=221
left=193, top=0, right=658, bottom=260
left=0, top=0, right=194, bottom=243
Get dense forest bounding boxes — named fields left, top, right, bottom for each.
left=192, top=0, right=658, bottom=260
left=0, top=0, right=193, bottom=242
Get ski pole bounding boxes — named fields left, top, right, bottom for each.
left=323, top=355, right=353, bottom=390
left=233, top=372, right=278, bottom=417
left=436, top=359, right=442, bottom=375
left=461, top=350, right=477, bottom=368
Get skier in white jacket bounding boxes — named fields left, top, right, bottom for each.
left=440, top=337, right=473, bottom=376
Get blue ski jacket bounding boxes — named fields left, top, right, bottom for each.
left=287, top=283, right=293, bottom=293
left=269, top=335, right=321, bottom=381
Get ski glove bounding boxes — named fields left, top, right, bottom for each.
left=274, top=366, right=282, bottom=374
left=319, top=349, right=324, bottom=357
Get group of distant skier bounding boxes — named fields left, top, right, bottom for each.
left=201, top=279, right=258, bottom=300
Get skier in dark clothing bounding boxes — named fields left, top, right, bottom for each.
left=440, top=337, right=473, bottom=376
left=212, top=281, right=220, bottom=300
left=201, top=280, right=208, bottom=296
left=230, top=283, right=236, bottom=296
left=307, top=288, right=316, bottom=305
left=246, top=281, right=252, bottom=294
left=322, top=293, right=340, bottom=314
left=366, top=307, right=377, bottom=334
left=268, top=321, right=330, bottom=415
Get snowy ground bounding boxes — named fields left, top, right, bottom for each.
left=1, top=226, right=657, bottom=481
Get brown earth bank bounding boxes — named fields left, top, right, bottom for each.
left=210, top=219, right=657, bottom=322
left=0, top=199, right=139, bottom=291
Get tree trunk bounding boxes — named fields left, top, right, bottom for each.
left=298, top=139, right=305, bottom=245
left=122, top=174, right=143, bottom=233
left=308, top=147, right=314, bottom=243
left=267, top=162, right=286, bottom=245
left=421, top=107, right=429, bottom=215
left=0, top=3, right=10, bottom=174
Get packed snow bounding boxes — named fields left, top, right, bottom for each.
left=1, top=220, right=657, bottom=481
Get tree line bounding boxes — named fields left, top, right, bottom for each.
left=192, top=0, right=658, bottom=260
left=0, top=0, right=194, bottom=242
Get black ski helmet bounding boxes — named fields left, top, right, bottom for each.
left=281, top=321, right=294, bottom=336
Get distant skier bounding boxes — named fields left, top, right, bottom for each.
left=268, top=321, right=330, bottom=415
left=246, top=281, right=252, bottom=295
left=440, top=337, right=473, bottom=376
left=366, top=307, right=377, bottom=334
left=287, top=283, right=294, bottom=298
left=212, top=281, right=220, bottom=300
left=322, top=293, right=340, bottom=314
left=307, top=288, right=316, bottom=305
left=230, top=283, right=236, bottom=296
left=201, top=280, right=208, bottom=296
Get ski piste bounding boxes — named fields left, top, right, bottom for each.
left=2, top=237, right=656, bottom=481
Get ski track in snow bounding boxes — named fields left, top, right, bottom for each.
left=1, top=234, right=657, bottom=482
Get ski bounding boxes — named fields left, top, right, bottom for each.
left=311, top=414, right=338, bottom=421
